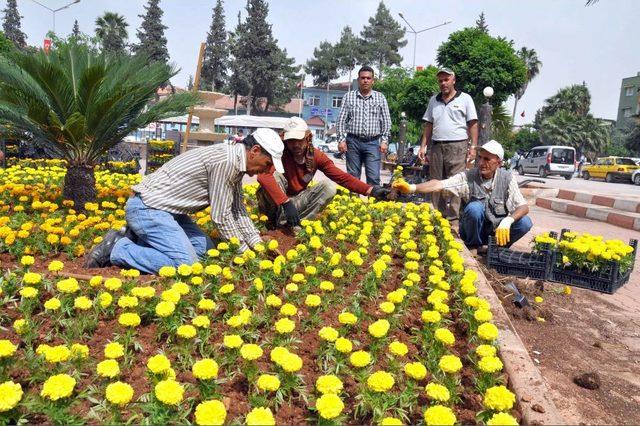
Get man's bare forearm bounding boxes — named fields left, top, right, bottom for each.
left=421, top=122, right=433, bottom=148
left=414, top=179, right=443, bottom=194
left=510, top=204, right=529, bottom=221
left=468, top=120, right=478, bottom=146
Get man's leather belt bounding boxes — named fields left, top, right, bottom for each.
left=347, top=133, right=381, bottom=142
left=432, top=139, right=468, bottom=144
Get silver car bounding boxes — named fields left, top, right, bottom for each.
left=517, top=145, right=576, bottom=180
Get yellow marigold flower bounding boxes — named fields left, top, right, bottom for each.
left=19, top=286, right=38, bottom=298
left=223, top=335, right=243, bottom=349
left=104, top=277, right=122, bottom=291
left=279, top=303, right=298, bottom=316
left=131, top=286, right=155, bottom=299
left=379, top=301, right=395, bottom=314
left=47, top=260, right=64, bottom=272
left=368, top=319, right=390, bottom=338
left=424, top=405, right=456, bottom=425
left=70, top=343, right=89, bottom=359
left=316, top=393, right=344, bottom=419
left=535, top=296, right=543, bottom=304
left=319, top=280, right=334, bottom=292
left=435, top=328, right=455, bottom=346
left=56, top=278, right=79, bottom=293
left=316, top=375, right=343, bottom=395
left=267, top=239, right=279, bottom=251
left=285, top=283, right=299, bottom=292
left=177, top=325, right=197, bottom=339
left=177, top=264, right=193, bottom=276
left=349, top=350, right=372, bottom=368
left=483, top=385, right=516, bottom=411
left=161, top=289, right=181, bottom=303
left=338, top=312, right=357, bottom=325
left=218, top=284, right=234, bottom=294
left=105, top=381, right=134, bottom=406
left=117, top=295, right=139, bottom=309
left=388, top=341, right=408, bottom=357
left=253, top=277, right=263, bottom=291
left=192, top=315, right=210, bottom=328
left=279, top=352, right=303, bottom=372
left=204, top=264, right=222, bottom=276
left=97, top=359, right=120, bottom=378
left=194, top=399, right=227, bottom=426
left=487, top=412, right=519, bottom=426
left=334, top=337, right=353, bottom=353
left=198, top=298, right=216, bottom=311
left=0, top=381, right=23, bottom=412
left=207, top=248, right=221, bottom=258
left=305, top=294, right=322, bottom=307
left=20, top=255, right=35, bottom=266
left=0, top=340, right=17, bottom=358
left=240, top=344, right=263, bottom=361
left=318, top=326, right=339, bottom=342
left=421, top=310, right=441, bottom=324
left=404, top=362, right=427, bottom=380
left=474, top=309, right=493, bottom=323
left=425, top=383, right=450, bottom=402
left=74, top=296, right=93, bottom=311
left=274, top=318, right=295, bottom=334
left=331, top=269, right=344, bottom=278
left=13, top=319, right=26, bottom=335
left=257, top=374, right=280, bottom=392
left=147, top=354, right=171, bottom=374
left=478, top=355, right=503, bottom=373
left=477, top=323, right=499, bottom=341
left=155, top=301, right=176, bottom=317
left=154, top=379, right=184, bottom=405
left=104, top=342, right=125, bottom=359
left=439, top=354, right=462, bottom=374
left=41, top=374, right=76, bottom=401
left=246, top=407, right=275, bottom=426
left=192, top=359, right=219, bottom=380
left=23, top=272, right=41, bottom=285
left=99, top=292, right=113, bottom=308
left=380, top=417, right=403, bottom=425
left=367, top=370, right=395, bottom=392
left=118, top=313, right=141, bottom=328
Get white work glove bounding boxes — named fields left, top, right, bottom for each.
left=495, top=216, right=515, bottom=246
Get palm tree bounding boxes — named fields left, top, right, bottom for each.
left=512, top=47, right=542, bottom=124
left=95, top=12, right=129, bottom=55
left=0, top=42, right=198, bottom=209
left=539, top=111, right=610, bottom=157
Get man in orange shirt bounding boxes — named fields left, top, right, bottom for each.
left=257, top=117, right=390, bottom=228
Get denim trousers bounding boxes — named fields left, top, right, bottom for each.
left=459, top=200, right=533, bottom=247
left=110, top=195, right=214, bottom=274
left=345, top=135, right=381, bottom=186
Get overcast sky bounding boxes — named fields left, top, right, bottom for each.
left=11, top=0, right=640, bottom=125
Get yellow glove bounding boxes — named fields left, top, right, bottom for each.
left=392, top=179, right=416, bottom=194
left=495, top=217, right=515, bottom=246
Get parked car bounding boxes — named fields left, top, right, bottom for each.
left=632, top=169, right=640, bottom=185
left=517, top=145, right=576, bottom=179
left=582, top=156, right=640, bottom=182
left=313, top=136, right=339, bottom=153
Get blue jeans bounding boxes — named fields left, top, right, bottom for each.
left=345, top=135, right=381, bottom=186
left=459, top=200, right=532, bottom=247
left=110, top=195, right=214, bottom=274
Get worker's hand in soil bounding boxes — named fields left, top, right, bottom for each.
left=369, top=185, right=391, bottom=200
left=495, top=216, right=515, bottom=246
left=392, top=178, right=415, bottom=194
left=281, top=200, right=301, bottom=227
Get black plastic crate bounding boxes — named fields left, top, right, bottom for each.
left=487, top=236, right=553, bottom=280
left=549, top=238, right=637, bottom=294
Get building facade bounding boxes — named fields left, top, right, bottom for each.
left=301, top=82, right=354, bottom=139
left=617, top=72, right=640, bottom=130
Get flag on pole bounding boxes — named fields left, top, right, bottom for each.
left=296, top=74, right=305, bottom=89
left=520, top=110, right=525, bottom=118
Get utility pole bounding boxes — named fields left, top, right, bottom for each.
left=398, top=13, right=452, bottom=70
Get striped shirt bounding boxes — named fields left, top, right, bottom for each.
left=336, top=90, right=392, bottom=142
left=132, top=143, right=261, bottom=251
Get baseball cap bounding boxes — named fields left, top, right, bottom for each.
left=479, top=140, right=504, bottom=161
left=437, top=67, right=455, bottom=76
left=251, top=128, right=285, bottom=173
left=283, top=116, right=308, bottom=141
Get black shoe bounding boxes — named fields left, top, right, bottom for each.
left=84, top=228, right=125, bottom=268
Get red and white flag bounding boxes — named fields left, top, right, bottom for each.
left=520, top=110, right=525, bottom=118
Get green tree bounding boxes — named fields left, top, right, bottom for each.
left=475, top=12, right=489, bottom=33
left=539, top=111, right=610, bottom=156
left=534, top=83, right=590, bottom=127
left=0, top=42, right=197, bottom=208
left=334, top=26, right=362, bottom=87
left=230, top=0, right=299, bottom=114
left=359, top=1, right=407, bottom=78
left=228, top=11, right=250, bottom=112
left=187, top=74, right=194, bottom=91
left=512, top=47, right=542, bottom=124
left=437, top=27, right=527, bottom=106
left=72, top=20, right=81, bottom=38
left=201, top=0, right=228, bottom=91
left=2, top=0, right=25, bottom=48
left=267, top=47, right=300, bottom=110
left=0, top=31, right=15, bottom=56
left=133, top=0, right=169, bottom=64
left=305, top=41, right=339, bottom=87
left=95, top=12, right=129, bottom=55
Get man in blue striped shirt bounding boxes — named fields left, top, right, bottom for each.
left=85, top=128, right=284, bottom=274
left=336, top=66, right=392, bottom=186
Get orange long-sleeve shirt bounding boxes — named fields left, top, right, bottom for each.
left=257, top=148, right=372, bottom=206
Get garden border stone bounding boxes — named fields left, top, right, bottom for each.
left=461, top=245, right=564, bottom=425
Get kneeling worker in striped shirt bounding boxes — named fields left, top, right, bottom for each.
left=85, top=128, right=284, bottom=274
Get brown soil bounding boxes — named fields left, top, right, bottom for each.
left=478, top=257, right=640, bottom=425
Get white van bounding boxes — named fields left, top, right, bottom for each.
left=517, top=145, right=576, bottom=180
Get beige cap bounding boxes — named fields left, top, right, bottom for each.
left=479, top=140, right=504, bottom=160
left=283, top=116, right=308, bottom=141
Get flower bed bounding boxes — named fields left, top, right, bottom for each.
left=0, top=163, right=520, bottom=425
left=146, top=139, right=176, bottom=174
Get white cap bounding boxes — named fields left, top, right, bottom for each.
left=283, top=116, right=308, bottom=140
left=479, top=140, right=504, bottom=161
left=251, top=128, right=285, bottom=173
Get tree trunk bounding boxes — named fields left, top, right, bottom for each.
left=511, top=95, right=519, bottom=126
left=63, top=165, right=97, bottom=211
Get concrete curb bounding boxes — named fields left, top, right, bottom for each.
left=520, top=187, right=559, bottom=205
left=556, top=189, right=640, bottom=214
left=461, top=246, right=564, bottom=425
left=536, top=197, right=640, bottom=231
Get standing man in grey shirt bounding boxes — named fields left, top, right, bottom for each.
left=417, top=67, right=478, bottom=220
left=84, top=128, right=284, bottom=274
left=336, top=65, right=392, bottom=186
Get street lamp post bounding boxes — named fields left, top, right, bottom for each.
left=398, top=13, right=452, bottom=70
left=30, top=0, right=81, bottom=34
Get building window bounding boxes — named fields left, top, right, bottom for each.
left=308, top=96, right=320, bottom=106
left=332, top=96, right=342, bottom=108
left=623, top=108, right=632, bottom=118
left=625, top=87, right=634, bottom=96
